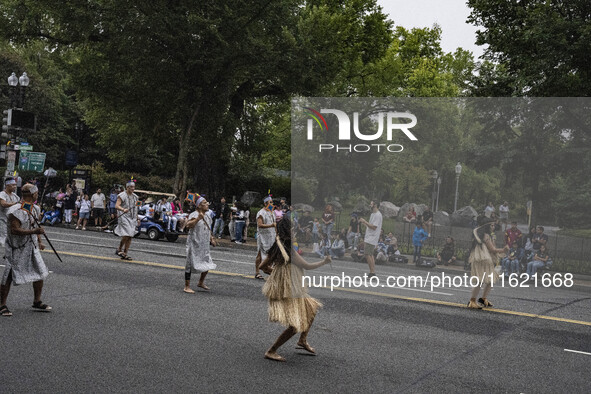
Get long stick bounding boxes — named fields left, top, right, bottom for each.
left=101, top=211, right=128, bottom=230
left=30, top=211, right=63, bottom=263
left=101, top=207, right=138, bottom=231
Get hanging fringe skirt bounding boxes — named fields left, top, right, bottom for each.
left=262, top=262, right=322, bottom=333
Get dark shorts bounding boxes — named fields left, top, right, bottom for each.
left=108, top=207, right=117, bottom=215
left=92, top=208, right=105, bottom=218
left=364, top=243, right=376, bottom=256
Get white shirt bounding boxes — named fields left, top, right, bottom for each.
left=157, top=201, right=171, bottom=213
left=91, top=193, right=106, bottom=209
left=141, top=204, right=154, bottom=218
left=78, top=199, right=91, bottom=213
left=364, top=210, right=383, bottom=246
left=0, top=190, right=20, bottom=224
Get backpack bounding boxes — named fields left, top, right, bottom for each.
left=416, top=258, right=436, bottom=268
left=389, top=255, right=408, bottom=264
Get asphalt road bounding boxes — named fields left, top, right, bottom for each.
left=1, top=227, right=590, bottom=393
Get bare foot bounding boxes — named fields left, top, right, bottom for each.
left=197, top=283, right=210, bottom=290
left=183, top=287, right=195, bottom=294
left=296, top=341, right=316, bottom=354
left=264, top=351, right=286, bottom=362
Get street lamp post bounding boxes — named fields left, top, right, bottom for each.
left=7, top=72, right=29, bottom=109
left=431, top=170, right=438, bottom=212
left=436, top=176, right=442, bottom=212
left=454, top=162, right=462, bottom=212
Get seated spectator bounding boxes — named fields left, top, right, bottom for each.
left=315, top=232, right=331, bottom=258
left=329, top=233, right=346, bottom=259
left=298, top=211, right=314, bottom=246
left=339, top=227, right=349, bottom=249
left=375, top=237, right=389, bottom=263
left=526, top=244, right=553, bottom=279
left=347, top=213, right=361, bottom=250
left=385, top=236, right=400, bottom=257
left=502, top=241, right=523, bottom=276
left=351, top=241, right=365, bottom=262
left=41, top=208, right=62, bottom=226
left=403, top=207, right=417, bottom=223
left=421, top=206, right=434, bottom=234
left=523, top=226, right=536, bottom=260
left=532, top=225, right=548, bottom=252
left=311, top=217, right=320, bottom=244
left=437, top=236, right=456, bottom=266
left=140, top=198, right=155, bottom=220
left=504, top=221, right=522, bottom=247
left=172, top=198, right=188, bottom=232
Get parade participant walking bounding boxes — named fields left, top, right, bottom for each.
left=114, top=180, right=139, bottom=260
left=467, top=219, right=509, bottom=309
left=359, top=200, right=383, bottom=277
left=184, top=195, right=217, bottom=293
left=0, top=178, right=20, bottom=254
left=0, top=183, right=50, bottom=316
left=255, top=195, right=276, bottom=279
left=260, top=218, right=331, bottom=362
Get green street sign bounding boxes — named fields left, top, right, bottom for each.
left=18, top=151, right=46, bottom=172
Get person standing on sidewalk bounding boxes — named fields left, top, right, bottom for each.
left=212, top=197, right=229, bottom=239
left=75, top=194, right=91, bottom=230
left=62, top=188, right=76, bottom=226
left=359, top=200, right=382, bottom=278
left=90, top=188, right=106, bottom=228
left=184, top=195, right=217, bottom=293
left=255, top=196, right=276, bottom=279
left=114, top=181, right=139, bottom=260
left=0, top=183, right=51, bottom=316
left=0, top=178, right=20, bottom=255
left=412, top=222, right=429, bottom=263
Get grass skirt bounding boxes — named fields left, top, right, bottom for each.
left=262, top=262, right=321, bottom=333
left=469, top=243, right=500, bottom=285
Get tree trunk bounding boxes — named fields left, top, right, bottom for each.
left=173, top=103, right=201, bottom=197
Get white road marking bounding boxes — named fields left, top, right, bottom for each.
left=564, top=349, right=591, bottom=356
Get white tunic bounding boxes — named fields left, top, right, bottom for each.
left=0, top=191, right=20, bottom=247
left=256, top=208, right=276, bottom=259
left=2, top=204, right=48, bottom=285
left=114, top=191, right=139, bottom=237
left=185, top=212, right=216, bottom=273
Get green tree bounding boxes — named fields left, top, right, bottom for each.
left=468, top=0, right=591, bottom=96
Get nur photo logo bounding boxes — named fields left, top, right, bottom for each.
left=303, top=107, right=418, bottom=153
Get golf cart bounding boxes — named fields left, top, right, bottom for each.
left=133, top=190, right=180, bottom=242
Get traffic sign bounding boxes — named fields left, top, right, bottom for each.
left=14, top=144, right=33, bottom=151
left=18, top=151, right=46, bottom=172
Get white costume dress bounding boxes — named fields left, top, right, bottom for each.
left=185, top=212, right=216, bottom=273
left=1, top=204, right=48, bottom=285
left=0, top=191, right=20, bottom=252
left=114, top=191, right=139, bottom=237
left=256, top=208, right=276, bottom=261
